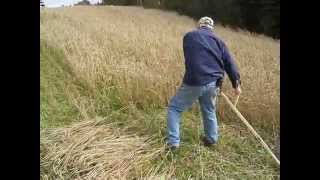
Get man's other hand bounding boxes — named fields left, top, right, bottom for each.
left=234, top=86, right=242, bottom=95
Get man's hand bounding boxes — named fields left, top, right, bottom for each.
left=234, top=86, right=242, bottom=96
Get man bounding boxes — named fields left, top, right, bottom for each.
left=166, top=17, right=242, bottom=149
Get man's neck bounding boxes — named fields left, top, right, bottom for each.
left=199, top=26, right=213, bottom=31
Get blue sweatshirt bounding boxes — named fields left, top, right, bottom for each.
left=182, top=26, right=241, bottom=88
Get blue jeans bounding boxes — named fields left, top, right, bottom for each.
left=167, top=81, right=219, bottom=146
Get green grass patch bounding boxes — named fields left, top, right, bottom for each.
left=40, top=41, right=80, bottom=128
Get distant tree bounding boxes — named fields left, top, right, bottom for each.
left=137, top=0, right=143, bottom=6
left=103, top=0, right=139, bottom=5
left=75, top=0, right=91, bottom=6
left=40, top=0, right=45, bottom=7
left=142, top=0, right=163, bottom=8
left=95, top=0, right=104, bottom=5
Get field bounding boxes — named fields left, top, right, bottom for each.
left=40, top=5, right=280, bottom=179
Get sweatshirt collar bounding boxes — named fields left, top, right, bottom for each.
left=199, top=26, right=213, bottom=31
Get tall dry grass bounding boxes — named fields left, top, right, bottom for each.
left=40, top=6, right=279, bottom=138
left=40, top=118, right=175, bottom=179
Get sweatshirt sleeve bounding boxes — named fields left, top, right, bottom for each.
left=221, top=42, right=241, bottom=88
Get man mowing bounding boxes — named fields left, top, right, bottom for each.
left=166, top=17, right=242, bottom=149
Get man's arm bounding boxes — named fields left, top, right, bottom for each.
left=221, top=42, right=241, bottom=90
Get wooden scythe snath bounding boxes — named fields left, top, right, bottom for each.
left=218, top=92, right=280, bottom=166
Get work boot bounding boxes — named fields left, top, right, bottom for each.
left=166, top=143, right=179, bottom=151
left=201, top=136, right=216, bottom=147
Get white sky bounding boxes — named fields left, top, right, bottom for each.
left=43, top=0, right=102, bottom=7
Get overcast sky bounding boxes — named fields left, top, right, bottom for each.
left=43, top=0, right=102, bottom=7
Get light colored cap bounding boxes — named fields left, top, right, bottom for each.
left=198, top=16, right=214, bottom=29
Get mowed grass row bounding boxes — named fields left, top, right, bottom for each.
left=40, top=5, right=280, bottom=179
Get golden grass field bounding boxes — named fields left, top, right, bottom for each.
left=40, top=5, right=280, bottom=179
